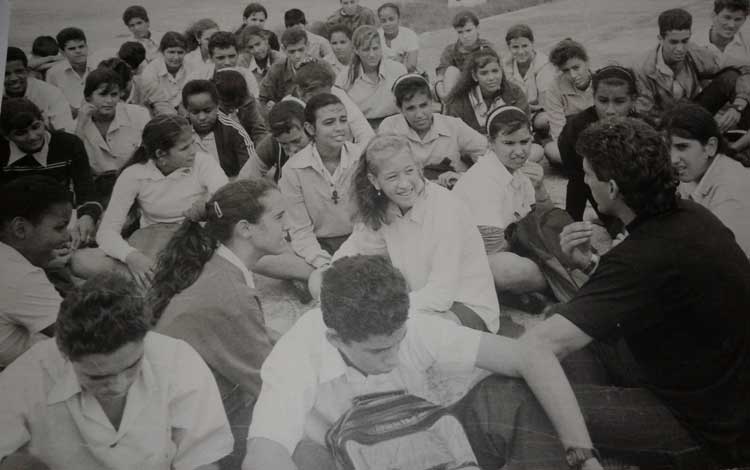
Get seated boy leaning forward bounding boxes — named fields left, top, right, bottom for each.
left=633, top=8, right=750, bottom=137
left=0, top=273, right=234, bottom=470
left=0, top=176, right=71, bottom=369
left=243, top=255, right=604, bottom=470
left=525, top=117, right=750, bottom=469
left=435, top=11, right=496, bottom=103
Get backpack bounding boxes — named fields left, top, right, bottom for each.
left=325, top=390, right=480, bottom=470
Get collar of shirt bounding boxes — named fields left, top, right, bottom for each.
left=59, top=60, right=92, bottom=78
left=288, top=142, right=359, bottom=184
left=132, top=157, right=194, bottom=182
left=154, top=57, right=186, bottom=82
left=704, top=26, right=747, bottom=56
left=317, top=324, right=361, bottom=384
left=194, top=130, right=219, bottom=158
left=85, top=102, right=137, bottom=149
left=469, top=84, right=504, bottom=125
left=8, top=131, right=51, bottom=166
left=395, top=113, right=452, bottom=143
left=216, top=243, right=256, bottom=288
left=558, top=72, right=592, bottom=96
left=655, top=45, right=676, bottom=78
left=356, top=61, right=386, bottom=84
left=46, top=343, right=157, bottom=405
left=0, top=240, right=35, bottom=269
left=691, top=153, right=728, bottom=200
left=385, top=181, right=433, bottom=225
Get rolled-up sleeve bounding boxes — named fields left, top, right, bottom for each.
left=96, top=169, right=141, bottom=262
left=279, top=168, right=330, bottom=268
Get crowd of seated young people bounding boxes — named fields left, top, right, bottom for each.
left=3, top=2, right=750, bottom=470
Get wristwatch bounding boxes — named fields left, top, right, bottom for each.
left=582, top=253, right=600, bottom=276
left=565, top=447, right=601, bottom=469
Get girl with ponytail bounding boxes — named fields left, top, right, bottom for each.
left=149, top=177, right=286, bottom=468
left=71, top=114, right=228, bottom=287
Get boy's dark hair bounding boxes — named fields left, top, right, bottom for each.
left=505, top=24, right=534, bottom=44
left=285, top=8, right=307, bottom=28
left=122, top=5, right=149, bottom=25
left=304, top=92, right=342, bottom=125
left=213, top=69, right=250, bottom=108
left=182, top=79, right=219, bottom=108
left=327, top=22, right=353, bottom=41
left=281, top=27, right=309, bottom=48
left=208, top=31, right=238, bottom=56
left=159, top=31, right=188, bottom=52
left=714, top=0, right=750, bottom=14
left=295, top=62, right=335, bottom=92
left=243, top=2, right=268, bottom=20
left=118, top=41, right=147, bottom=71
left=32, top=36, right=59, bottom=57
left=576, top=117, right=678, bottom=218
left=0, top=175, right=71, bottom=228
left=57, top=273, right=150, bottom=361
left=393, top=75, right=431, bottom=107
left=452, top=10, right=479, bottom=29
left=83, top=67, right=122, bottom=98
left=658, top=8, right=692, bottom=37
left=97, top=57, right=134, bottom=92
left=6, top=46, right=28, bottom=67
left=549, top=38, right=589, bottom=68
left=321, top=255, right=409, bottom=343
left=0, top=97, right=44, bottom=135
left=237, top=25, right=267, bottom=49
left=268, top=100, right=306, bottom=137
left=56, top=27, right=87, bottom=50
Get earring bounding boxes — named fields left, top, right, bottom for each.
left=377, top=189, right=382, bottom=197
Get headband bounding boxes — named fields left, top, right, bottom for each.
left=593, top=64, right=635, bottom=84
left=485, top=105, right=528, bottom=135
left=391, top=72, right=430, bottom=93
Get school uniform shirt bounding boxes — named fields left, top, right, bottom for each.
left=243, top=49, right=285, bottom=84
left=681, top=153, right=750, bottom=258
left=96, top=151, right=228, bottom=262
left=0, top=242, right=60, bottom=368
left=0, top=131, right=102, bottom=221
left=279, top=142, right=362, bottom=268
left=128, top=73, right=177, bottom=116
left=543, top=72, right=594, bottom=140
left=10, top=77, right=75, bottom=133
left=379, top=27, right=420, bottom=66
left=183, top=48, right=209, bottom=72
left=378, top=112, right=486, bottom=172
left=0, top=333, right=234, bottom=469
left=334, top=182, right=500, bottom=332
left=186, top=64, right=260, bottom=98
left=45, top=60, right=93, bottom=111
left=695, top=27, right=750, bottom=68
left=78, top=102, right=151, bottom=175
left=335, top=59, right=407, bottom=120
left=248, top=308, right=486, bottom=452
left=130, top=31, right=164, bottom=63
left=502, top=51, right=556, bottom=106
left=452, top=150, right=535, bottom=229
left=140, top=58, right=189, bottom=110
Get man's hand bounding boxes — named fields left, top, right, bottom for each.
left=519, top=161, right=545, bottom=189
left=124, top=251, right=154, bottom=289
left=715, top=107, right=741, bottom=133
left=72, top=215, right=96, bottom=249
left=437, top=171, right=460, bottom=188
left=560, top=221, right=594, bottom=270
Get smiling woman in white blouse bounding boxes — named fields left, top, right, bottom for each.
left=71, top=114, right=228, bottom=287
left=322, top=133, right=501, bottom=334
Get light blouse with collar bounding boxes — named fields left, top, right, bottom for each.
left=335, top=58, right=406, bottom=120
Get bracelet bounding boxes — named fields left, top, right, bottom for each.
left=582, top=253, right=599, bottom=276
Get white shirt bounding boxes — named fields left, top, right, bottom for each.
left=6, top=131, right=51, bottom=167
left=248, top=309, right=485, bottom=452
left=17, top=77, right=75, bottom=132
left=194, top=131, right=219, bottom=162
left=183, top=48, right=208, bottom=72
left=379, top=27, right=419, bottom=65
left=335, top=59, right=406, bottom=120
left=0, top=242, right=60, bottom=368
left=186, top=64, right=260, bottom=98
left=696, top=26, right=750, bottom=68
left=96, top=151, right=229, bottom=262
left=46, top=60, right=93, bottom=110
left=216, top=243, right=255, bottom=288
left=130, top=31, right=164, bottom=63
left=468, top=85, right=505, bottom=131
left=0, top=333, right=234, bottom=469
left=452, top=150, right=535, bottom=228
left=334, top=182, right=500, bottom=332
left=141, top=57, right=192, bottom=109
left=503, top=51, right=556, bottom=105
left=78, top=102, right=151, bottom=174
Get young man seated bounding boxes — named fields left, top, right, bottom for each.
left=695, top=0, right=750, bottom=67
left=0, top=272, right=234, bottom=469
left=236, top=3, right=280, bottom=51
left=284, top=9, right=336, bottom=65
left=237, top=26, right=285, bottom=84
left=435, top=11, right=496, bottom=103
left=326, top=0, right=376, bottom=33
left=213, top=68, right=269, bottom=147
left=187, top=31, right=260, bottom=99
left=1, top=99, right=101, bottom=247
left=238, top=99, right=309, bottom=182
left=291, top=61, right=373, bottom=145
left=525, top=117, right=750, bottom=469
left=103, top=48, right=175, bottom=116
left=183, top=79, right=252, bottom=178
left=379, top=73, right=486, bottom=188
left=327, top=23, right=354, bottom=75
left=259, top=27, right=335, bottom=111
left=634, top=8, right=750, bottom=133
left=46, top=27, right=94, bottom=119
left=28, top=36, right=64, bottom=81
left=0, top=176, right=71, bottom=368
left=5, top=47, right=75, bottom=133
left=122, top=5, right=163, bottom=63
left=243, top=255, right=603, bottom=470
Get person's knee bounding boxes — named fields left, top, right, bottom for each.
left=69, top=248, right=117, bottom=279
left=533, top=112, right=550, bottom=133
left=490, top=252, right=546, bottom=293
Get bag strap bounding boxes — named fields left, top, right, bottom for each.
left=351, top=389, right=407, bottom=406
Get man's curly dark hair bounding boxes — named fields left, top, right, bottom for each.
left=321, top=255, right=409, bottom=343
left=575, top=117, right=678, bottom=218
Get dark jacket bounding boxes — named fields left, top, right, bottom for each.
left=444, top=79, right=529, bottom=134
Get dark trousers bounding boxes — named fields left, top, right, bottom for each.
left=694, top=67, right=750, bottom=130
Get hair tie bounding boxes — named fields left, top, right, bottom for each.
left=485, top=105, right=528, bottom=135
left=213, top=201, right=223, bottom=219
left=391, top=72, right=430, bottom=93
left=593, top=64, right=635, bottom=84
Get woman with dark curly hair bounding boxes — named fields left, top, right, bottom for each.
left=149, top=178, right=286, bottom=469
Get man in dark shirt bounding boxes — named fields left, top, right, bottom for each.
left=522, top=117, right=750, bottom=469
